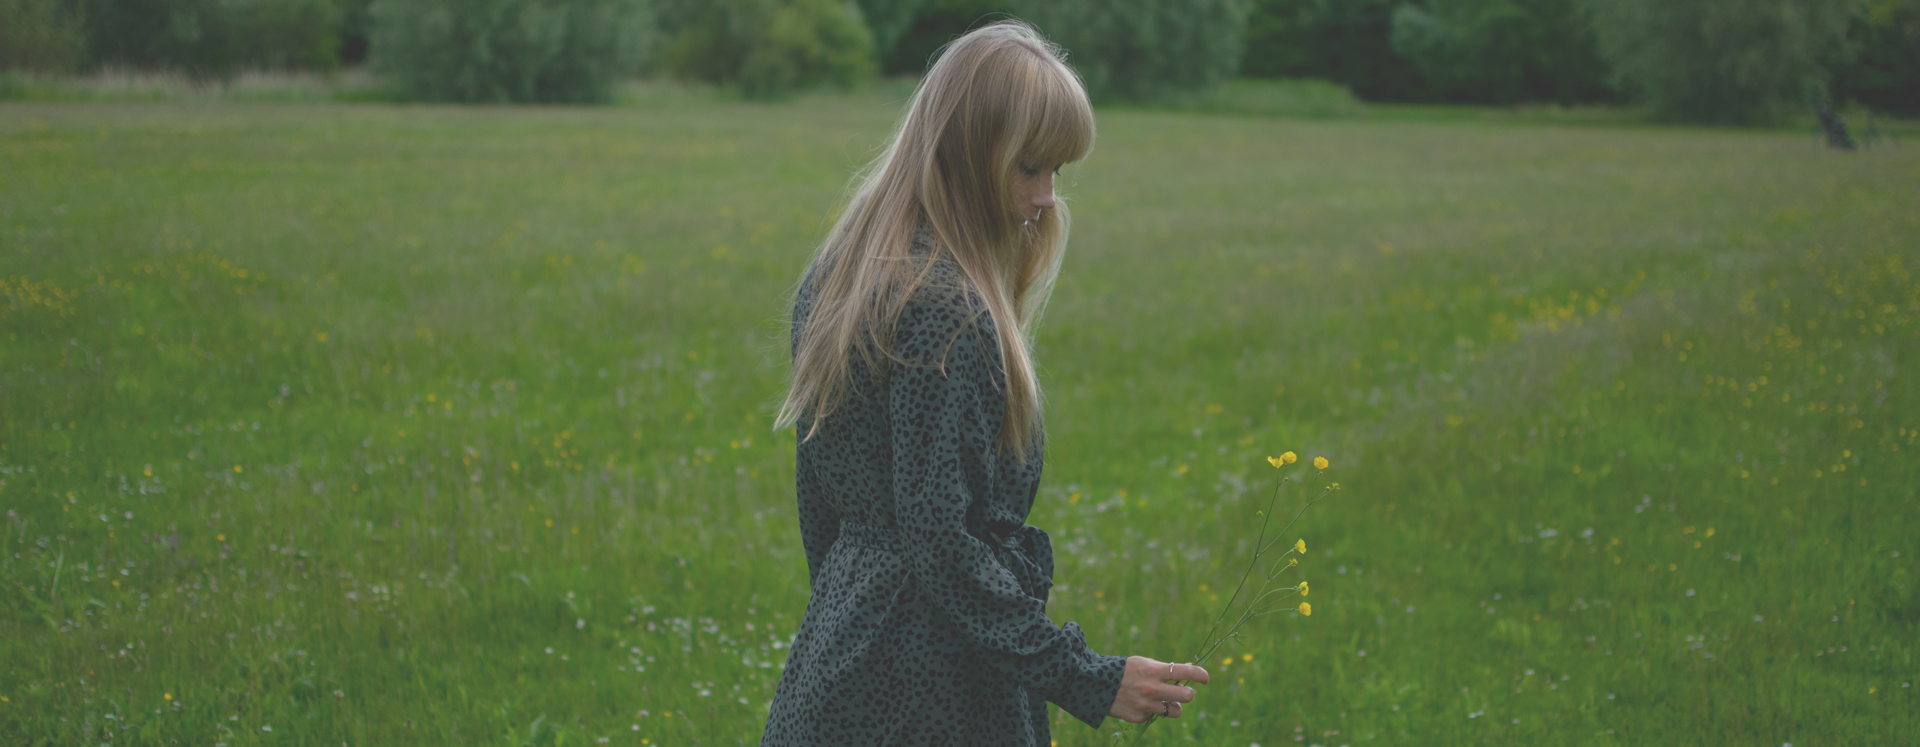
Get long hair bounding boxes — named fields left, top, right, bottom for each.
left=775, top=20, right=1095, bottom=456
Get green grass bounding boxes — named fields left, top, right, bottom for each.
left=2, top=94, right=1916, bottom=746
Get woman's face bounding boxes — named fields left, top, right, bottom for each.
left=1011, top=162, right=1060, bottom=223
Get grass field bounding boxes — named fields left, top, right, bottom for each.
left=2, top=95, right=1916, bottom=746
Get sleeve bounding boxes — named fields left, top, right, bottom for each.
left=794, top=450, right=840, bottom=587
left=791, top=282, right=841, bottom=587
left=887, top=297, right=1127, bottom=729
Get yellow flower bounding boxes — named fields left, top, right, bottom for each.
left=1299, top=602, right=1312, bottom=616
left=1242, top=654, right=1253, bottom=662
left=1222, top=657, right=1234, bottom=667
left=1282, top=451, right=1298, bottom=465
left=1313, top=456, right=1329, bottom=470
left=1296, top=539, right=1307, bottom=554
left=1267, top=456, right=1285, bottom=468
left=164, top=693, right=172, bottom=700
left=1288, top=557, right=1298, bottom=567
left=1297, top=581, right=1309, bottom=596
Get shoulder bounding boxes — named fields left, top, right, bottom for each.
left=893, top=257, right=996, bottom=367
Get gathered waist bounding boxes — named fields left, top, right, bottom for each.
left=834, top=519, right=1055, bottom=602
left=837, top=520, right=907, bottom=554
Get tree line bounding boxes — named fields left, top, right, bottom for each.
left=2, top=0, right=1915, bottom=121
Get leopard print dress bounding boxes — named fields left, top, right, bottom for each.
left=761, top=235, right=1126, bottom=745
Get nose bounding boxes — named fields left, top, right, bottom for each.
left=1031, top=172, right=1056, bottom=210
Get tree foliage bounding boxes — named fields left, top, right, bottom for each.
left=1390, top=0, right=1613, bottom=104
left=1583, top=0, right=1858, bottom=124
left=370, top=0, right=655, bottom=103
left=855, top=0, right=927, bottom=59
left=655, top=0, right=874, bottom=99
left=80, top=0, right=340, bottom=77
left=1241, top=0, right=1429, bottom=101
left=1836, top=0, right=1920, bottom=114
left=0, top=0, right=88, bottom=72
left=1018, top=0, right=1254, bottom=102
left=879, top=0, right=1007, bottom=75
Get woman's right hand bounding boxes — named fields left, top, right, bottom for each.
left=1108, top=656, right=1209, bottom=723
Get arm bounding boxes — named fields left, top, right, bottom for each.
left=794, top=443, right=840, bottom=587
left=888, top=298, right=1125, bottom=728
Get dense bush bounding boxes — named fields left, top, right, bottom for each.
left=655, top=0, right=873, bottom=99
left=370, top=0, right=655, bottom=103
left=1583, top=0, right=1858, bottom=124
left=879, top=0, right=1006, bottom=75
left=1390, top=0, right=1614, bottom=104
left=81, top=0, right=340, bottom=77
left=855, top=0, right=927, bottom=59
left=335, top=0, right=374, bottom=64
left=1018, top=0, right=1254, bottom=102
left=1240, top=0, right=1429, bottom=101
left=1836, top=0, right=1920, bottom=115
left=0, top=0, right=88, bottom=72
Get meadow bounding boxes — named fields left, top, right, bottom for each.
left=1, top=94, right=1915, bottom=746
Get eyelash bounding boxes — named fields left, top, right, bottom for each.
left=1019, top=164, right=1061, bottom=177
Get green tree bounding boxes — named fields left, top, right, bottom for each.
left=1241, top=0, right=1429, bottom=101
left=1583, top=0, right=1858, bottom=124
left=370, top=0, right=655, bottom=103
left=1836, top=0, right=1920, bottom=114
left=79, top=0, right=339, bottom=77
left=1018, top=0, right=1255, bottom=102
left=0, top=0, right=88, bottom=72
left=655, top=0, right=874, bottom=99
left=1389, top=0, right=1614, bottom=104
left=855, top=0, right=927, bottom=59
left=878, top=0, right=1008, bottom=75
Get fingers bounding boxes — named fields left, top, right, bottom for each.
left=1169, top=663, right=1211, bottom=685
left=1145, top=681, right=1196, bottom=703
left=1111, top=656, right=1209, bottom=723
left=1112, top=699, right=1184, bottom=724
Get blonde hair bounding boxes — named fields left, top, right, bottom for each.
left=775, top=20, right=1094, bottom=456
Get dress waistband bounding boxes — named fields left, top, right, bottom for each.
left=838, top=520, right=906, bottom=554
left=836, top=519, right=1055, bottom=603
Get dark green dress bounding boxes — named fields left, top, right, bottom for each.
left=761, top=237, right=1126, bottom=745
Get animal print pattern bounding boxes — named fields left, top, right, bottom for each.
left=761, top=234, right=1126, bottom=746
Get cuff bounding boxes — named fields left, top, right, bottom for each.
left=1044, top=622, right=1129, bottom=729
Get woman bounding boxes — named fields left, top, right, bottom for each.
left=764, top=21, right=1208, bottom=746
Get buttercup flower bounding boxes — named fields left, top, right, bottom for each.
left=1267, top=456, right=1285, bottom=468
left=1296, top=539, right=1307, bottom=554
left=1299, top=602, right=1312, bottom=616
left=1313, top=456, right=1329, bottom=470
left=1297, top=581, right=1309, bottom=596
left=1282, top=451, right=1298, bottom=465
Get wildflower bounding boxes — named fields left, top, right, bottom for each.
left=1298, top=581, right=1309, bottom=596
left=1296, top=539, right=1307, bottom=554
left=1282, top=451, right=1297, bottom=464
left=1267, top=456, right=1285, bottom=468
left=1313, top=456, right=1329, bottom=469
left=1299, top=602, right=1312, bottom=616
